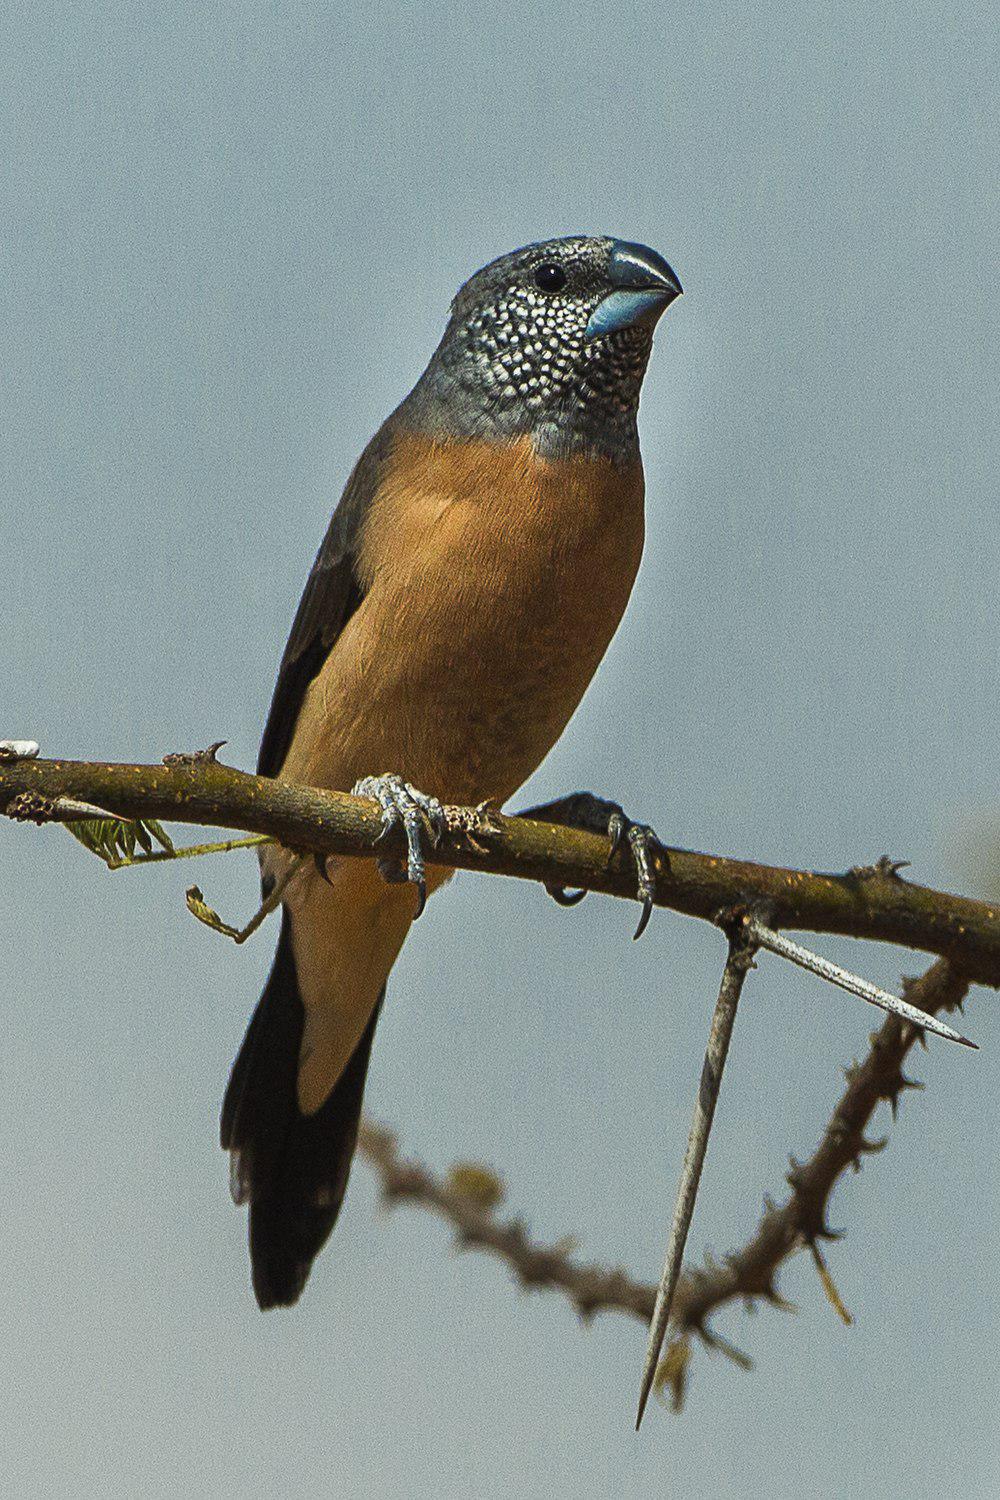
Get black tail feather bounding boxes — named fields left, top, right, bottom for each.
left=222, top=912, right=383, bottom=1309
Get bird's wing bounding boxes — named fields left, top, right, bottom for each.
left=257, top=421, right=394, bottom=778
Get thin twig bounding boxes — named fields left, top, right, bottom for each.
left=635, top=919, right=758, bottom=1428
left=110, top=832, right=272, bottom=870
left=186, top=853, right=305, bottom=943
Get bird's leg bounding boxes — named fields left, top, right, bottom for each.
left=514, top=790, right=664, bottom=940
left=352, top=773, right=446, bottom=919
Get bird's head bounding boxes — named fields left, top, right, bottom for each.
left=406, top=235, right=682, bottom=460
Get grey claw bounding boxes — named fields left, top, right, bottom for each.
left=540, top=802, right=661, bottom=933
left=633, top=896, right=654, bottom=941
left=606, top=813, right=660, bottom=939
left=606, top=810, right=627, bottom=863
left=352, top=773, right=443, bottom=917
left=626, top=823, right=658, bottom=940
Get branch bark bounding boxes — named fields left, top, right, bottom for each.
left=2, top=755, right=999, bottom=987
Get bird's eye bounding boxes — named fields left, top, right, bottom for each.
left=533, top=262, right=567, bottom=293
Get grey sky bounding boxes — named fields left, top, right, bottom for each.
left=2, top=2, right=998, bottom=1496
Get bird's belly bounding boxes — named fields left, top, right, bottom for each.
left=281, top=437, right=645, bottom=807
left=394, top=583, right=626, bottom=802
left=286, top=542, right=638, bottom=807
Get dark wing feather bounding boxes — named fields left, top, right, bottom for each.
left=256, top=421, right=395, bottom=778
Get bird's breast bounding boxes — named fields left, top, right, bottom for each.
left=283, top=431, right=645, bottom=805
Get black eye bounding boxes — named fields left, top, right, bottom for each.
left=533, top=261, right=567, bottom=293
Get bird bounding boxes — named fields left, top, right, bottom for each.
left=221, top=235, right=683, bottom=1309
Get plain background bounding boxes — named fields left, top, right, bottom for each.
left=2, top=3, right=998, bottom=1496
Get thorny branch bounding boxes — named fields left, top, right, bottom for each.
left=2, top=753, right=1000, bottom=987
left=357, top=958, right=968, bottom=1412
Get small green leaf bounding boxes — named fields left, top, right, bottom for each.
left=185, top=885, right=242, bottom=940
left=146, top=819, right=175, bottom=853
left=65, top=815, right=179, bottom=869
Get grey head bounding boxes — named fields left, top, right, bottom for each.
left=400, top=235, right=682, bottom=462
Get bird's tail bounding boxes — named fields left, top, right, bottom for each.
left=221, top=911, right=383, bottom=1309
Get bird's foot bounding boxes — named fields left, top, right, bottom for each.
left=516, top=790, right=665, bottom=940
left=352, top=773, right=445, bottom=919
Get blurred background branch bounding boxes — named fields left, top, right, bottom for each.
left=358, top=958, right=967, bottom=1413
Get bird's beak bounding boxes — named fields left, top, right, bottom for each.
left=585, top=240, right=683, bottom=341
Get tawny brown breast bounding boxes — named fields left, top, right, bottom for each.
left=280, top=431, right=645, bottom=807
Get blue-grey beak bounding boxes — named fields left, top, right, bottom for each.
left=585, top=240, right=683, bottom=341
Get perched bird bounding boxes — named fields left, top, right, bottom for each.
left=222, top=235, right=682, bottom=1308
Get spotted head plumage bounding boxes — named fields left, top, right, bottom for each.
left=403, top=235, right=682, bottom=461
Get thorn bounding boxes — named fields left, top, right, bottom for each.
left=699, top=1327, right=754, bottom=1371
left=885, top=1070, right=924, bottom=1119
left=52, top=796, right=126, bottom=822
left=747, top=921, right=977, bottom=1048
left=798, top=1198, right=845, bottom=1242
left=810, top=1242, right=853, bottom=1326
left=636, top=934, right=754, bottom=1429
left=763, top=1284, right=797, bottom=1313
